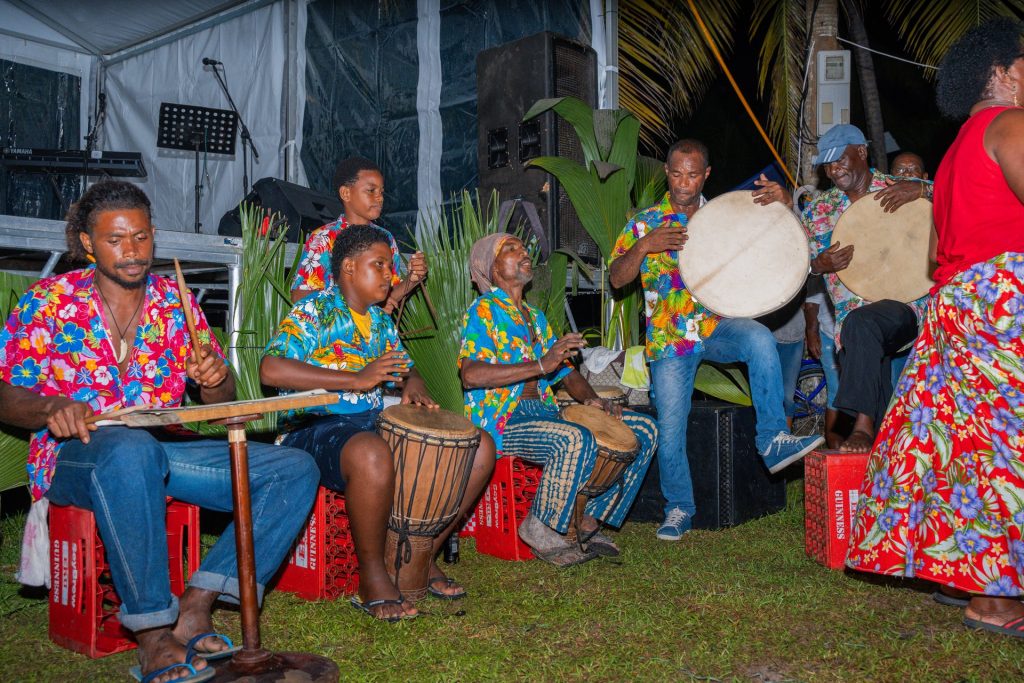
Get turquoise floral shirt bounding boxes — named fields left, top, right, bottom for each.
left=458, top=288, right=572, bottom=452
left=264, top=284, right=408, bottom=425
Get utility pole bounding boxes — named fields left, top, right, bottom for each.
left=801, top=0, right=840, bottom=189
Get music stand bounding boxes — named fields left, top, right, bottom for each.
left=157, top=103, right=237, bottom=233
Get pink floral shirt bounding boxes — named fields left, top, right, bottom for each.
left=290, top=215, right=404, bottom=295
left=0, top=267, right=221, bottom=500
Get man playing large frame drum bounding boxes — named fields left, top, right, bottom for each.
left=261, top=225, right=494, bottom=621
left=610, top=139, right=824, bottom=542
left=804, top=124, right=932, bottom=453
left=0, top=181, right=320, bottom=683
left=459, top=233, right=657, bottom=567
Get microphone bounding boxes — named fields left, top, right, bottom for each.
left=202, top=57, right=221, bottom=66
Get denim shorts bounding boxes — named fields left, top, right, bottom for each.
left=280, top=411, right=380, bottom=491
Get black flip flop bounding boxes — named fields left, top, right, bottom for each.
left=350, top=595, right=417, bottom=622
left=931, top=590, right=970, bottom=608
left=963, top=614, right=1024, bottom=639
left=427, top=576, right=467, bottom=600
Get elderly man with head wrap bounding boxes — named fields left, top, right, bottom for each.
left=458, top=233, right=658, bottom=566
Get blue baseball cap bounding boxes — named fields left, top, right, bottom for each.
left=813, top=124, right=867, bottom=165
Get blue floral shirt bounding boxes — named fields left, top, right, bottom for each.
left=458, top=288, right=572, bottom=451
left=264, top=284, right=408, bottom=425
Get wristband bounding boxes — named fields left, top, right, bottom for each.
left=537, top=358, right=545, bottom=375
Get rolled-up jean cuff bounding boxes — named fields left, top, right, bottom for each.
left=189, top=571, right=266, bottom=607
left=118, top=594, right=179, bottom=633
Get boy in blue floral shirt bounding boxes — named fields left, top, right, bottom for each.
left=262, top=225, right=493, bottom=621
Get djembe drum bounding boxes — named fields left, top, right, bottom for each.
left=559, top=404, right=639, bottom=546
left=377, top=405, right=479, bottom=601
left=679, top=191, right=810, bottom=318
left=555, top=385, right=628, bottom=408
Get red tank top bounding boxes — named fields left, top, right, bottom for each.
left=931, top=106, right=1024, bottom=289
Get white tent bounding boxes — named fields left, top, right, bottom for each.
left=1, top=0, right=307, bottom=234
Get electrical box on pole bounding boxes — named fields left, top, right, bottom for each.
left=816, top=50, right=851, bottom=135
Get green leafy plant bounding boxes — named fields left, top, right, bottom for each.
left=0, top=272, right=33, bottom=492
left=523, top=96, right=653, bottom=350
left=204, top=204, right=299, bottom=435
left=396, top=191, right=511, bottom=412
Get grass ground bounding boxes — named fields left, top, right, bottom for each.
left=0, top=481, right=1020, bottom=682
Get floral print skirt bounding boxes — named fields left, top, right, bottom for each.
left=846, top=252, right=1024, bottom=596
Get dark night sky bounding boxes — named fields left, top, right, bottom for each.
left=667, top=9, right=960, bottom=196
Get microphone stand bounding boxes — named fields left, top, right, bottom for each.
left=82, top=93, right=107, bottom=194
left=208, top=63, right=259, bottom=196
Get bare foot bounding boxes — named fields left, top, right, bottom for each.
left=964, top=596, right=1024, bottom=638
left=356, top=569, right=417, bottom=620
left=170, top=587, right=228, bottom=657
left=136, top=627, right=209, bottom=683
left=839, top=430, right=874, bottom=453
left=427, top=560, right=465, bottom=598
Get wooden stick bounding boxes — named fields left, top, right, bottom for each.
left=85, top=389, right=339, bottom=426
left=173, top=258, right=202, bottom=363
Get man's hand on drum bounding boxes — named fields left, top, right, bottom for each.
left=640, top=223, right=687, bottom=255
left=584, top=396, right=623, bottom=419
left=540, top=333, right=587, bottom=372
left=751, top=174, right=794, bottom=209
left=811, top=243, right=855, bottom=274
left=874, top=177, right=926, bottom=213
left=401, top=371, right=438, bottom=408
left=357, top=350, right=411, bottom=391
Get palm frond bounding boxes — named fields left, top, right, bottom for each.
left=618, top=0, right=741, bottom=150
left=883, top=0, right=1024, bottom=74
left=398, top=191, right=510, bottom=413
left=750, top=0, right=807, bottom=175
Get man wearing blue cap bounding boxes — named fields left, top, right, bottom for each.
left=804, top=124, right=932, bottom=453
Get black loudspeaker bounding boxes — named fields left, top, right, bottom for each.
left=476, top=32, right=599, bottom=262
left=627, top=402, right=787, bottom=529
left=218, top=177, right=343, bottom=243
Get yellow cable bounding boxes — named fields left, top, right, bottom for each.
left=686, top=0, right=798, bottom=188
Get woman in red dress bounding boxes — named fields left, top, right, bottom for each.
left=846, top=18, right=1024, bottom=639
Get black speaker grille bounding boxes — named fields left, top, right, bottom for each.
left=552, top=40, right=597, bottom=261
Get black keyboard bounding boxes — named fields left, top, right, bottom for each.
left=0, top=148, right=147, bottom=178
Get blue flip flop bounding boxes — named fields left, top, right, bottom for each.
left=128, top=658, right=216, bottom=683
left=184, top=632, right=242, bottom=662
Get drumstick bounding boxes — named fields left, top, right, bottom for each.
left=173, top=259, right=202, bottom=363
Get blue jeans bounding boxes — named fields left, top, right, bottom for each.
left=819, top=331, right=839, bottom=410
left=46, top=427, right=319, bottom=632
left=776, top=340, right=804, bottom=418
left=650, top=318, right=787, bottom=516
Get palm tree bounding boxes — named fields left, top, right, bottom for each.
left=616, top=0, right=1024, bottom=181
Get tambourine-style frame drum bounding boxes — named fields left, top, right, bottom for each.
left=559, top=404, right=639, bottom=547
left=679, top=191, right=810, bottom=318
left=555, top=385, right=627, bottom=408
left=831, top=195, right=934, bottom=303
left=377, top=405, right=479, bottom=601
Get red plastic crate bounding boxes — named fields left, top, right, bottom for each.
left=804, top=450, right=870, bottom=569
left=472, top=456, right=542, bottom=561
left=273, top=487, right=359, bottom=600
left=49, top=500, right=199, bottom=658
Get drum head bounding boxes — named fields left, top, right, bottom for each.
left=555, top=385, right=625, bottom=405
left=560, top=404, right=637, bottom=452
left=832, top=196, right=934, bottom=303
left=680, top=191, right=809, bottom=318
left=381, top=404, right=477, bottom=438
